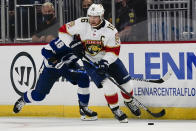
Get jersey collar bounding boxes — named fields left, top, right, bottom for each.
left=93, top=19, right=106, bottom=30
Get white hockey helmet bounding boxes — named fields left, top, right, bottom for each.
left=87, top=3, right=105, bottom=19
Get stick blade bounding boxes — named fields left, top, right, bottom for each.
left=149, top=79, right=164, bottom=83
left=149, top=109, right=166, bottom=118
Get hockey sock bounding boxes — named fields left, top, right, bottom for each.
left=23, top=90, right=33, bottom=103
left=121, top=90, right=133, bottom=102
left=105, top=93, right=119, bottom=108
left=120, top=80, right=134, bottom=101
left=77, top=87, right=90, bottom=106
left=102, top=78, right=119, bottom=108
left=23, top=90, right=46, bottom=103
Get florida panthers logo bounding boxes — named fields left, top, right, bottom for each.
left=85, top=40, right=103, bottom=56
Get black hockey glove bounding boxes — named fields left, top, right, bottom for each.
left=47, top=56, right=58, bottom=66
left=48, top=56, right=58, bottom=63
left=97, top=59, right=109, bottom=75
left=69, top=40, right=85, bottom=59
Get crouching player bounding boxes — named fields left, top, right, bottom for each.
left=13, top=37, right=97, bottom=121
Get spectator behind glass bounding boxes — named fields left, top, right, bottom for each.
left=108, top=0, right=135, bottom=32
left=108, top=0, right=147, bottom=42
left=120, top=0, right=147, bottom=41
left=32, top=2, right=59, bottom=43
left=82, top=0, right=93, bottom=16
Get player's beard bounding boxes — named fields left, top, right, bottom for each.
left=91, top=22, right=98, bottom=26
left=90, top=19, right=102, bottom=28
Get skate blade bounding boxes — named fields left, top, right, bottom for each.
left=119, top=118, right=128, bottom=123
left=80, top=115, right=98, bottom=121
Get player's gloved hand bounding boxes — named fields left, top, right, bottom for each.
left=55, top=53, right=78, bottom=69
left=69, top=40, right=85, bottom=59
left=48, top=56, right=58, bottom=66
left=97, top=59, right=109, bottom=75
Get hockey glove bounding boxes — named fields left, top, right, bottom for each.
left=47, top=56, right=59, bottom=67
left=97, top=59, right=109, bottom=75
left=48, top=56, right=58, bottom=64
left=69, top=40, right=85, bottom=59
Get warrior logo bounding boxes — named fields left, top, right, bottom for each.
left=85, top=40, right=103, bottom=56
left=10, top=52, right=37, bottom=96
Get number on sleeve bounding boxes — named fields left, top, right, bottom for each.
left=107, top=24, right=115, bottom=30
left=81, top=18, right=88, bottom=23
left=55, top=39, right=65, bottom=48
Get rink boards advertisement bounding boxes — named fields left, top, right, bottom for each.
left=0, top=42, right=196, bottom=119
left=120, top=43, right=196, bottom=108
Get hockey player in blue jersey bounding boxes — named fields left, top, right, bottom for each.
left=13, top=37, right=97, bottom=121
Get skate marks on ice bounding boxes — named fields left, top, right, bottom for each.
left=0, top=117, right=196, bottom=131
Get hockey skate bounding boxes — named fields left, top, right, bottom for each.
left=13, top=97, right=25, bottom=113
left=124, top=99, right=141, bottom=117
left=80, top=105, right=98, bottom=121
left=108, top=105, right=128, bottom=123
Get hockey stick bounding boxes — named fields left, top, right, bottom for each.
left=82, top=56, right=166, bottom=118
left=83, top=57, right=172, bottom=84
left=106, top=76, right=165, bottom=118
left=130, top=70, right=172, bottom=83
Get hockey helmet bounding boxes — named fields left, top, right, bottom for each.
left=87, top=4, right=104, bottom=19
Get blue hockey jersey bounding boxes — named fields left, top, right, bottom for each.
left=41, top=37, right=78, bottom=69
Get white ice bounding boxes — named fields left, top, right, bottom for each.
left=0, top=117, right=196, bottom=131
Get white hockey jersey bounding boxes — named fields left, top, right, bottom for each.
left=58, top=17, right=121, bottom=64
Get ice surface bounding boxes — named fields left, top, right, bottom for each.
left=0, top=117, right=196, bottom=131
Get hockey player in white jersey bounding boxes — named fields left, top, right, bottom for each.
left=58, top=4, right=141, bottom=123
